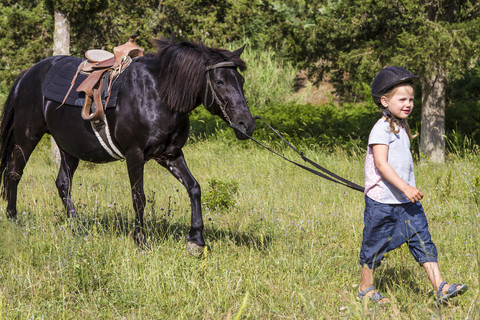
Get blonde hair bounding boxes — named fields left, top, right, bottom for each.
left=381, top=85, right=413, bottom=139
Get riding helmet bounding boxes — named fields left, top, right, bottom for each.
left=371, top=66, right=418, bottom=106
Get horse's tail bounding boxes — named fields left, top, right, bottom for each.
left=0, top=71, right=25, bottom=199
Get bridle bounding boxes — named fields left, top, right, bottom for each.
left=203, top=61, right=364, bottom=193
left=204, top=61, right=237, bottom=125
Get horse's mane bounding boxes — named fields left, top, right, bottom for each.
left=150, top=38, right=246, bottom=113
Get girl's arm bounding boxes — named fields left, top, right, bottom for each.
left=372, top=144, right=423, bottom=203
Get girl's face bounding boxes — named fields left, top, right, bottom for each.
left=381, top=84, right=414, bottom=119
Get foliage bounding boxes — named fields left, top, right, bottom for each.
left=1, top=0, right=479, bottom=97
left=445, top=63, right=480, bottom=143
left=227, top=39, right=298, bottom=108
left=190, top=90, right=480, bottom=156
left=45, top=0, right=160, bottom=56
left=156, top=0, right=258, bottom=46
left=285, top=0, right=480, bottom=98
left=473, top=175, right=480, bottom=206
left=0, top=1, right=53, bottom=94
left=203, top=178, right=239, bottom=211
left=45, top=0, right=108, bottom=14
left=1, top=0, right=479, bottom=156
left=191, top=101, right=382, bottom=154
left=254, top=102, right=378, bottom=151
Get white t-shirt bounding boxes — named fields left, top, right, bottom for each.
left=364, top=118, right=415, bottom=204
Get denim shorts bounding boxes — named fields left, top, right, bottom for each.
left=359, top=196, right=438, bottom=269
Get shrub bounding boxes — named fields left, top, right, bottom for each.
left=203, top=178, right=239, bottom=211
left=190, top=101, right=380, bottom=154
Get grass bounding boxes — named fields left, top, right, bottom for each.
left=227, top=39, right=299, bottom=109
left=0, top=135, right=479, bottom=319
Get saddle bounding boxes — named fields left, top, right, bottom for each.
left=63, top=34, right=144, bottom=121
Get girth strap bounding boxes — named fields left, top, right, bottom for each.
left=90, top=115, right=125, bottom=160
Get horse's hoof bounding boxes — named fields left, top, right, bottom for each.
left=67, top=218, right=80, bottom=235
left=135, top=237, right=148, bottom=249
left=6, top=211, right=17, bottom=221
left=187, top=241, right=205, bottom=256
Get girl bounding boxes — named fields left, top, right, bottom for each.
left=358, top=66, right=467, bottom=305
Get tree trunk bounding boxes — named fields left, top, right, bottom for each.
left=51, top=11, right=70, bottom=165
left=420, top=71, right=446, bottom=163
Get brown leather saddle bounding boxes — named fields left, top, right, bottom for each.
left=62, top=35, right=144, bottom=121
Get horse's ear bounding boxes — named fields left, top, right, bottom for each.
left=232, top=44, right=246, bottom=57
left=199, top=40, right=210, bottom=63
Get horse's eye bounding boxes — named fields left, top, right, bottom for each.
left=215, top=80, right=224, bottom=86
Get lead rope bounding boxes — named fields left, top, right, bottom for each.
left=252, top=116, right=365, bottom=192
left=204, top=62, right=364, bottom=192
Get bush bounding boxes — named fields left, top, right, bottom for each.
left=190, top=101, right=380, bottom=154
left=203, top=178, right=239, bottom=211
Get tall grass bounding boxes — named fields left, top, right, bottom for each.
left=0, top=136, right=478, bottom=319
left=227, top=39, right=298, bottom=108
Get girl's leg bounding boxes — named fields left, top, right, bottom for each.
left=360, top=267, right=390, bottom=303
left=360, top=266, right=375, bottom=291
left=423, top=262, right=444, bottom=292
left=424, top=261, right=468, bottom=303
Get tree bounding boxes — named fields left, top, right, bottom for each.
left=288, top=0, right=480, bottom=162
left=154, top=0, right=273, bottom=47
left=392, top=1, right=480, bottom=162
left=50, top=9, right=70, bottom=164
left=0, top=0, right=268, bottom=101
left=0, top=1, right=53, bottom=96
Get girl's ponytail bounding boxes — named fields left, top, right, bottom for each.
left=383, top=108, right=413, bottom=139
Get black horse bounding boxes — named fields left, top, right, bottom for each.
left=0, top=38, right=255, bottom=251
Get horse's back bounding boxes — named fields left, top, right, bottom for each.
left=8, top=56, right=70, bottom=134
left=19, top=56, right=67, bottom=84
left=11, top=56, right=67, bottom=107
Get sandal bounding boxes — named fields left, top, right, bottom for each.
left=358, top=286, right=389, bottom=304
left=436, top=281, right=468, bottom=305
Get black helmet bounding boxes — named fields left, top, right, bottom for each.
left=371, top=66, right=418, bottom=106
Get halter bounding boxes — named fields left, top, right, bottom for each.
left=204, top=61, right=237, bottom=126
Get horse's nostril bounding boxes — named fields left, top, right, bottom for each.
left=237, top=121, right=248, bottom=131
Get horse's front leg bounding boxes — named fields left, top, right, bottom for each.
left=126, top=151, right=146, bottom=246
left=160, top=153, right=205, bottom=252
left=55, top=150, right=79, bottom=218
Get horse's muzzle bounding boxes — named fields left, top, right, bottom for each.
left=233, top=116, right=255, bottom=140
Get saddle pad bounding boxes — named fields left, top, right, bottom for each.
left=42, top=55, right=127, bottom=108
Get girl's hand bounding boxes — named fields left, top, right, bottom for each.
left=403, top=185, right=423, bottom=203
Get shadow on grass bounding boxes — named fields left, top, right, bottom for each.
left=376, top=266, right=423, bottom=296
left=62, top=207, right=273, bottom=252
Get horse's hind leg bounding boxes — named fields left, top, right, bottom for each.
left=5, top=133, right=45, bottom=219
left=55, top=150, right=79, bottom=218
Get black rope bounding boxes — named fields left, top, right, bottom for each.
left=248, top=116, right=365, bottom=193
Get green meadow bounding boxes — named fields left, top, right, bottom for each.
left=0, top=135, right=478, bottom=319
